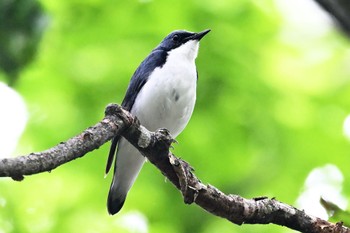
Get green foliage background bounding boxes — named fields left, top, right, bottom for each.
left=1, top=0, right=350, bottom=232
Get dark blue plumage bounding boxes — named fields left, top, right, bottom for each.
left=122, top=50, right=168, bottom=111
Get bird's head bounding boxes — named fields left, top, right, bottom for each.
left=156, top=29, right=210, bottom=60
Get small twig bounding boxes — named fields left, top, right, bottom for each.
left=169, top=154, right=197, bottom=204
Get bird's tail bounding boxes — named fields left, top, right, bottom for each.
left=106, top=138, right=146, bottom=215
left=107, top=179, right=127, bottom=215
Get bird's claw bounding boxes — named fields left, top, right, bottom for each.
left=156, top=128, right=177, bottom=148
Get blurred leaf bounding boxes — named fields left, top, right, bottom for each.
left=321, top=197, right=350, bottom=227
left=0, top=0, right=47, bottom=85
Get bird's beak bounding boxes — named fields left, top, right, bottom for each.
left=190, top=29, right=211, bottom=41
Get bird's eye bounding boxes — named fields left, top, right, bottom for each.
left=172, top=34, right=179, bottom=42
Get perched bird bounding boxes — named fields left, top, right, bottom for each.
left=105, top=29, right=210, bottom=215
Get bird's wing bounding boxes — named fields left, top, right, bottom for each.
left=105, top=49, right=168, bottom=175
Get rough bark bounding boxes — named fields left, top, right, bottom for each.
left=0, top=105, right=128, bottom=181
left=0, top=104, right=349, bottom=233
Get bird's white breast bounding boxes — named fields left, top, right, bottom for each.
left=131, top=41, right=199, bottom=137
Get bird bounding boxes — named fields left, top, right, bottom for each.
left=105, top=29, right=210, bottom=215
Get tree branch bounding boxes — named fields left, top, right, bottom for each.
left=0, top=104, right=348, bottom=233
left=0, top=105, right=130, bottom=180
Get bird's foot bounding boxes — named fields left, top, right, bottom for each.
left=155, top=128, right=177, bottom=148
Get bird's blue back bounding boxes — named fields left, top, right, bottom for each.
left=121, top=49, right=168, bottom=111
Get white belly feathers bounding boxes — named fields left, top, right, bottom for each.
left=131, top=56, right=197, bottom=137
